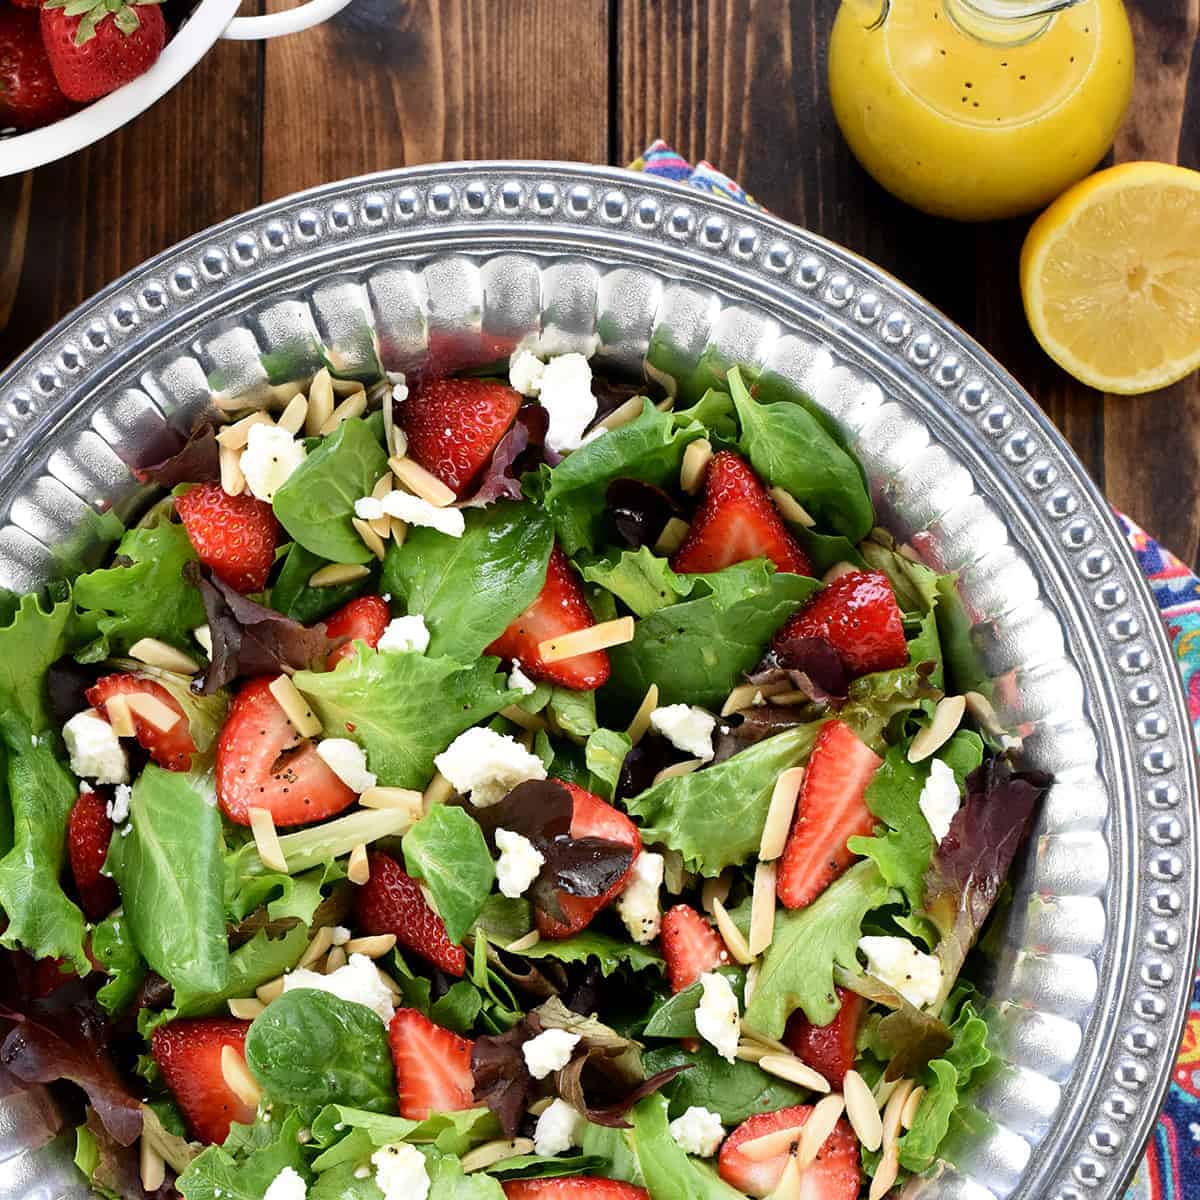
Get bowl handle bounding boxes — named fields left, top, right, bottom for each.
left=220, top=0, right=354, bottom=41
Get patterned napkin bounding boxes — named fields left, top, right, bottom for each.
left=632, top=140, right=1200, bottom=1200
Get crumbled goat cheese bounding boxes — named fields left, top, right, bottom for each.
left=494, top=828, right=545, bottom=899
left=538, top=353, right=597, bottom=453
left=434, top=727, right=547, bottom=808
left=283, top=953, right=395, bottom=1024
left=509, top=350, right=546, bottom=397
left=379, top=491, right=465, bottom=538
left=240, top=423, right=306, bottom=503
left=79, top=780, right=94, bottom=794
left=534, top=1099, right=586, bottom=1156
left=377, top=615, right=430, bottom=655
left=354, top=496, right=385, bottom=521
left=918, top=758, right=961, bottom=844
left=508, top=662, right=537, bottom=695
left=522, top=1028, right=582, bottom=1080
left=669, top=1106, right=725, bottom=1157
left=63, top=710, right=128, bottom=785
left=616, top=851, right=664, bottom=944
left=316, top=739, right=376, bottom=794
left=106, top=783, right=132, bottom=825
left=695, top=971, right=740, bottom=1063
left=330, top=926, right=351, bottom=946
left=262, top=1166, right=307, bottom=1200
left=857, top=936, right=943, bottom=1010
left=649, top=704, right=717, bottom=762
left=371, top=1142, right=429, bottom=1200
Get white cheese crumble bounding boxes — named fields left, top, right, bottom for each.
left=63, top=710, right=128, bottom=785
left=106, top=783, right=132, bottom=825
left=371, top=1142, right=429, bottom=1200
left=283, top=953, right=395, bottom=1024
left=262, top=1165, right=307, bottom=1200
left=194, top=624, right=213, bottom=658
left=538, top=353, right=598, bottom=453
left=377, top=614, right=431, bottom=655
left=494, top=828, right=545, bottom=899
left=509, top=350, right=546, bottom=397
left=918, top=758, right=961, bottom=844
left=354, top=496, right=385, bottom=521
left=508, top=662, right=537, bottom=696
left=240, top=423, right=306, bottom=503
left=315, top=738, right=376, bottom=794
left=649, top=704, right=717, bottom=762
left=379, top=490, right=465, bottom=538
left=522, top=1028, right=581, bottom=1080
left=434, top=727, right=547, bottom=808
left=534, top=1098, right=586, bottom=1156
left=669, top=1106, right=725, bottom=1157
left=330, top=926, right=351, bottom=946
left=616, top=851, right=664, bottom=945
left=695, top=971, right=740, bottom=1063
left=857, top=936, right=944, bottom=1010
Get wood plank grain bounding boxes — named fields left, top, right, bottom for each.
left=260, top=0, right=609, bottom=200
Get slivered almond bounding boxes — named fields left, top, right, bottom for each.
left=124, top=692, right=181, bottom=733
left=382, top=387, right=400, bottom=455
left=501, top=704, right=548, bottom=733
left=721, top=683, right=759, bottom=717
left=766, top=1155, right=801, bottom=1200
left=539, top=616, right=635, bottom=662
left=391, top=517, right=409, bottom=545
left=896, top=542, right=922, bottom=563
left=599, top=395, right=646, bottom=431
left=964, top=690, right=1005, bottom=737
left=376, top=966, right=402, bottom=996
left=653, top=517, right=690, bottom=556
left=797, top=1094, right=846, bottom=1169
left=268, top=674, right=322, bottom=737
left=739, top=1025, right=792, bottom=1056
left=869, top=1154, right=899, bottom=1200
left=227, top=997, right=265, bottom=1020
left=711, top=896, right=754, bottom=965
left=306, top=369, right=335, bottom=435
left=701, top=872, right=731, bottom=915
left=352, top=517, right=387, bottom=561
left=347, top=842, right=370, bottom=884
left=870, top=1080, right=914, bottom=1200
left=873, top=1076, right=900, bottom=1108
left=308, top=562, right=372, bottom=588
left=461, top=1138, right=535, bottom=1174
left=901, top=1084, right=925, bottom=1130
left=359, top=786, right=423, bottom=814
left=219, top=443, right=246, bottom=496
left=744, top=960, right=760, bottom=1006
left=506, top=929, right=541, bottom=953
left=129, top=637, right=200, bottom=675
left=758, top=1054, right=831, bottom=1093
left=735, top=1040, right=770, bottom=1064
left=220, top=1044, right=262, bottom=1108
left=822, top=561, right=858, bottom=584
left=256, top=976, right=285, bottom=1004
left=216, top=410, right=273, bottom=449
left=748, top=860, right=777, bottom=956
left=104, top=694, right=136, bottom=738
left=680, top=438, right=713, bottom=494
left=423, top=771, right=454, bottom=808
left=843, top=1069, right=883, bottom=1151
left=139, top=1138, right=166, bottom=1193
left=324, top=946, right=347, bottom=973
left=769, top=487, right=816, bottom=528
left=278, top=394, right=309, bottom=435
left=760, top=767, right=804, bottom=860
left=652, top=757, right=704, bottom=786
left=298, top=926, right=334, bottom=968
left=369, top=472, right=394, bottom=539
left=527, top=1096, right=554, bottom=1117
left=389, top=455, right=457, bottom=507
left=908, top=694, right=966, bottom=762
left=318, top=391, right=367, bottom=436
left=739, top=1122, right=807, bottom=1161
left=655, top=395, right=676, bottom=413
left=627, top=684, right=659, bottom=745
left=344, top=933, right=397, bottom=958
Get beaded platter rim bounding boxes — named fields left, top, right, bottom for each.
left=0, top=161, right=1195, bottom=1200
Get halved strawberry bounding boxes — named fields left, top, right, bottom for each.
left=718, top=1106, right=860, bottom=1199
left=87, top=674, right=196, bottom=771
left=150, top=1018, right=256, bottom=1145
left=661, top=904, right=730, bottom=993
left=175, top=483, right=279, bottom=594
left=67, top=788, right=117, bottom=921
left=324, top=594, right=391, bottom=668
left=536, top=781, right=641, bottom=940
left=355, top=851, right=466, bottom=976
left=399, top=378, right=522, bottom=498
left=503, top=1182, right=650, bottom=1200
left=671, top=451, right=812, bottom=576
left=388, top=1007, right=475, bottom=1119
left=776, top=720, right=881, bottom=910
left=486, top=547, right=610, bottom=691
left=771, top=571, right=907, bottom=679
left=783, top=988, right=865, bottom=1085
left=215, top=677, right=356, bottom=827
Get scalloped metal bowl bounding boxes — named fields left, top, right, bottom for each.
left=0, top=163, right=1195, bottom=1200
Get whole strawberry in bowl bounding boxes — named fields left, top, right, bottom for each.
left=40, top=0, right=167, bottom=103
left=0, top=6, right=76, bottom=131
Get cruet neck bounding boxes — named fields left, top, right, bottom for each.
left=943, top=0, right=1086, bottom=44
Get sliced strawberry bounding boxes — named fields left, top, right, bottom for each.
left=771, top=570, right=907, bottom=679
left=355, top=851, right=466, bottom=976
left=215, top=677, right=356, bottom=827
left=486, top=547, right=610, bottom=691
left=671, top=451, right=812, bottom=576
left=783, top=988, right=865, bottom=1085
left=776, top=720, right=881, bottom=910
left=67, top=788, right=118, bottom=921
left=719, top=1106, right=860, bottom=1199
left=175, top=483, right=279, bottom=594
left=387, top=1007, right=475, bottom=1119
left=324, top=594, right=391, bottom=668
left=503, top=1181, right=650, bottom=1200
left=151, top=1018, right=256, bottom=1145
left=399, top=378, right=522, bottom=498
left=86, top=674, right=196, bottom=771
left=536, top=781, right=641, bottom=940
left=661, top=904, right=731, bottom=993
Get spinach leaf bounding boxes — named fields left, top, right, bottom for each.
left=729, top=367, right=874, bottom=541
left=519, top=930, right=663, bottom=977
left=623, top=724, right=823, bottom=876
left=381, top=502, right=554, bottom=661
left=630, top=1094, right=745, bottom=1200
left=744, top=860, right=892, bottom=1034
left=272, top=541, right=373, bottom=623
left=403, top=805, right=495, bottom=943
left=294, top=646, right=517, bottom=789
left=471, top=895, right=534, bottom=945
left=176, top=1109, right=309, bottom=1200
left=643, top=968, right=744, bottom=1038
left=583, top=728, right=631, bottom=801
left=246, top=990, right=396, bottom=1112
left=91, top=911, right=147, bottom=1016
left=273, top=417, right=388, bottom=565
left=106, top=766, right=229, bottom=996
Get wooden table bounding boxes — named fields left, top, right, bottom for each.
left=1, top=0, right=1197, bottom=561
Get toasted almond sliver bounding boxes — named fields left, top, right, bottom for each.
left=256, top=976, right=285, bottom=1004
left=748, top=860, right=777, bottom=957
left=720, top=683, right=758, bottom=717
left=124, top=692, right=182, bottom=734
left=376, top=965, right=402, bottom=996
left=655, top=395, right=676, bottom=413
left=797, top=1093, right=846, bottom=1169
left=298, top=926, right=334, bottom=968
left=740, top=1024, right=792, bottom=1056
left=423, top=771, right=454, bottom=809
left=873, top=1076, right=901, bottom=1108
left=739, top=1122, right=807, bottom=1161
left=319, top=391, right=367, bottom=436
left=308, top=562, right=372, bottom=588
left=701, top=871, right=731, bottom=916
left=653, top=516, right=690, bottom=556
left=680, top=438, right=713, bottom=495
left=324, top=945, right=348, bottom=973
left=306, top=368, right=335, bottom=435
left=735, top=1040, right=770, bottom=1064
left=881, top=1078, right=915, bottom=1149
left=268, top=674, right=322, bottom=737
left=711, top=895, right=755, bottom=966
left=128, top=637, right=200, bottom=675
left=758, top=1054, right=831, bottom=1093
left=652, top=757, right=705, bottom=786
left=744, top=960, right=760, bottom=1006
left=769, top=486, right=817, bottom=528
left=908, top=694, right=966, bottom=762
left=539, top=616, right=635, bottom=663
left=461, top=1138, right=536, bottom=1174
left=228, top=997, right=265, bottom=1020
left=369, top=472, right=394, bottom=539
left=501, top=704, right=548, bottom=733
left=627, top=683, right=660, bottom=746
left=822, top=560, right=858, bottom=584
left=347, top=842, right=370, bottom=885
left=359, top=786, right=424, bottom=814
left=527, top=1096, right=554, bottom=1117
left=964, top=689, right=1005, bottom=736
left=869, top=1153, right=899, bottom=1200
left=389, top=454, right=457, bottom=507
left=843, top=1068, right=884, bottom=1151
left=139, top=1138, right=166, bottom=1193
left=760, top=766, right=805, bottom=861
left=216, top=410, right=274, bottom=449
left=390, top=517, right=409, bottom=544
left=104, top=694, right=136, bottom=738
left=901, top=1084, right=926, bottom=1131
left=249, top=806, right=288, bottom=872
left=219, top=443, right=247, bottom=496
left=352, top=517, right=387, bottom=562
left=220, top=1044, right=262, bottom=1107
left=600, top=395, right=647, bottom=431
left=767, top=1154, right=802, bottom=1200
left=344, top=933, right=397, bottom=958
left=506, top=929, right=541, bottom=953
left=278, top=394, right=309, bottom=435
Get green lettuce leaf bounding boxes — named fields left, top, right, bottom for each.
left=309, top=1104, right=497, bottom=1170
left=177, top=1109, right=309, bottom=1200
left=403, top=804, right=495, bottom=943
left=519, top=930, right=664, bottom=977
left=90, top=911, right=147, bottom=1015
left=580, top=1121, right=644, bottom=1185
left=548, top=686, right=599, bottom=739
left=583, top=728, right=631, bottom=800
left=630, top=1094, right=745, bottom=1200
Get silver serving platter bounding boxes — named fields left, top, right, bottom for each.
left=0, top=162, right=1195, bottom=1200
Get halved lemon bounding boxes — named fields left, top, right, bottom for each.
left=1020, top=162, right=1200, bottom=395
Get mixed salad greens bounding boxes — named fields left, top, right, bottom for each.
left=0, top=347, right=1048, bottom=1200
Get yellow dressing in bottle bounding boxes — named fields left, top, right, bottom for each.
left=829, top=0, right=1134, bottom=221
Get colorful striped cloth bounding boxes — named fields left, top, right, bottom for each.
left=635, top=141, right=1200, bottom=1200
